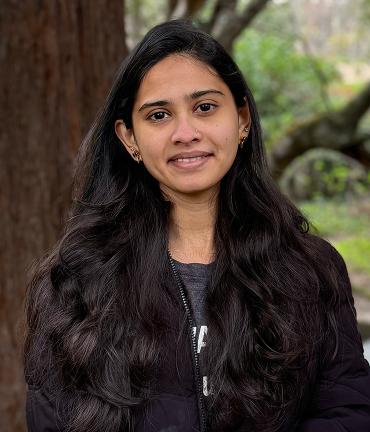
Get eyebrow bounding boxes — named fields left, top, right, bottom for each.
left=137, top=89, right=225, bottom=112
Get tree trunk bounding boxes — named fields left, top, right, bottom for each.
left=269, top=81, right=370, bottom=177
left=0, top=2, right=127, bottom=431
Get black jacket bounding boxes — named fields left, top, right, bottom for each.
left=26, top=239, right=370, bottom=431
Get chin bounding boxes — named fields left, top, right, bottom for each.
left=175, top=183, right=220, bottom=196
left=159, top=179, right=221, bottom=198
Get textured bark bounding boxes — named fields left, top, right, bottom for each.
left=0, top=1, right=126, bottom=431
left=269, top=81, right=370, bottom=177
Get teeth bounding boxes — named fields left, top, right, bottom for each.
left=174, top=156, right=206, bottom=163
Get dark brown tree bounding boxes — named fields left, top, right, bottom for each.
left=0, top=1, right=127, bottom=431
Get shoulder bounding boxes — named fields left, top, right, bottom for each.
left=295, top=234, right=355, bottom=314
left=305, top=235, right=350, bottom=288
left=308, top=235, right=361, bottom=341
left=305, top=234, right=343, bottom=263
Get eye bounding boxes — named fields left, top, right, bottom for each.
left=195, top=103, right=217, bottom=113
left=148, top=111, right=169, bottom=121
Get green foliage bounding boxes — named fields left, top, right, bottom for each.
left=300, top=198, right=370, bottom=297
left=300, top=199, right=370, bottom=238
left=335, top=237, right=370, bottom=274
left=281, top=148, right=370, bottom=201
left=234, top=27, right=337, bottom=146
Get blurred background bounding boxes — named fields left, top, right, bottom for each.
left=1, top=0, right=370, bottom=430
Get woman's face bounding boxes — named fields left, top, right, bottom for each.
left=116, top=54, right=250, bottom=199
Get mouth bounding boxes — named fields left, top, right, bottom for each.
left=168, top=154, right=213, bottom=170
left=168, top=151, right=213, bottom=162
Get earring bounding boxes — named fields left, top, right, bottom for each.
left=132, top=149, right=142, bottom=163
left=239, top=127, right=249, bottom=149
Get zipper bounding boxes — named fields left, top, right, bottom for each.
left=167, top=251, right=207, bottom=432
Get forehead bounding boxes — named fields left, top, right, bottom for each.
left=134, top=55, right=229, bottom=105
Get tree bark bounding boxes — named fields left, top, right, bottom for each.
left=269, top=81, right=370, bottom=177
left=0, top=1, right=127, bottom=431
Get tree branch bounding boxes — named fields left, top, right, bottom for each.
left=198, top=0, right=225, bottom=33
left=166, top=0, right=178, bottom=19
left=339, top=81, right=370, bottom=126
left=169, top=0, right=206, bottom=20
left=269, top=80, right=370, bottom=177
left=211, top=0, right=272, bottom=53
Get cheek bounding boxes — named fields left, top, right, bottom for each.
left=219, top=131, right=239, bottom=171
left=213, top=118, right=239, bottom=145
left=136, top=137, right=169, bottom=180
left=218, top=128, right=238, bottom=154
left=136, top=133, right=164, bottom=161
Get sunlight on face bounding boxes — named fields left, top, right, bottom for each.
left=130, top=55, right=249, bottom=200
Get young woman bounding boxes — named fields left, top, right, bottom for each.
left=24, top=19, right=370, bottom=432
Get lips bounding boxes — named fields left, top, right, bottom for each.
left=168, top=151, right=213, bottom=162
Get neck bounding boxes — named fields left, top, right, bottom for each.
left=164, top=186, right=218, bottom=264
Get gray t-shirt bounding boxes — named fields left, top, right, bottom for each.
left=172, top=258, right=214, bottom=397
left=172, top=258, right=213, bottom=326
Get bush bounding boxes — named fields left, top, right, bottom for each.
left=280, top=148, right=370, bottom=201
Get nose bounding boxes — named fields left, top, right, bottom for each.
left=171, top=116, right=200, bottom=144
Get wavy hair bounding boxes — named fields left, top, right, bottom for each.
left=24, top=19, right=342, bottom=432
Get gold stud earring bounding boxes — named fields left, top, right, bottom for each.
left=239, top=127, right=250, bottom=149
left=131, top=149, right=142, bottom=163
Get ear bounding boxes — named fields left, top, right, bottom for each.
left=115, top=120, right=140, bottom=160
left=238, top=99, right=252, bottom=138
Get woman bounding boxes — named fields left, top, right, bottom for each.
left=24, top=19, right=370, bottom=432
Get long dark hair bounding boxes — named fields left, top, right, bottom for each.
left=25, top=19, right=342, bottom=432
